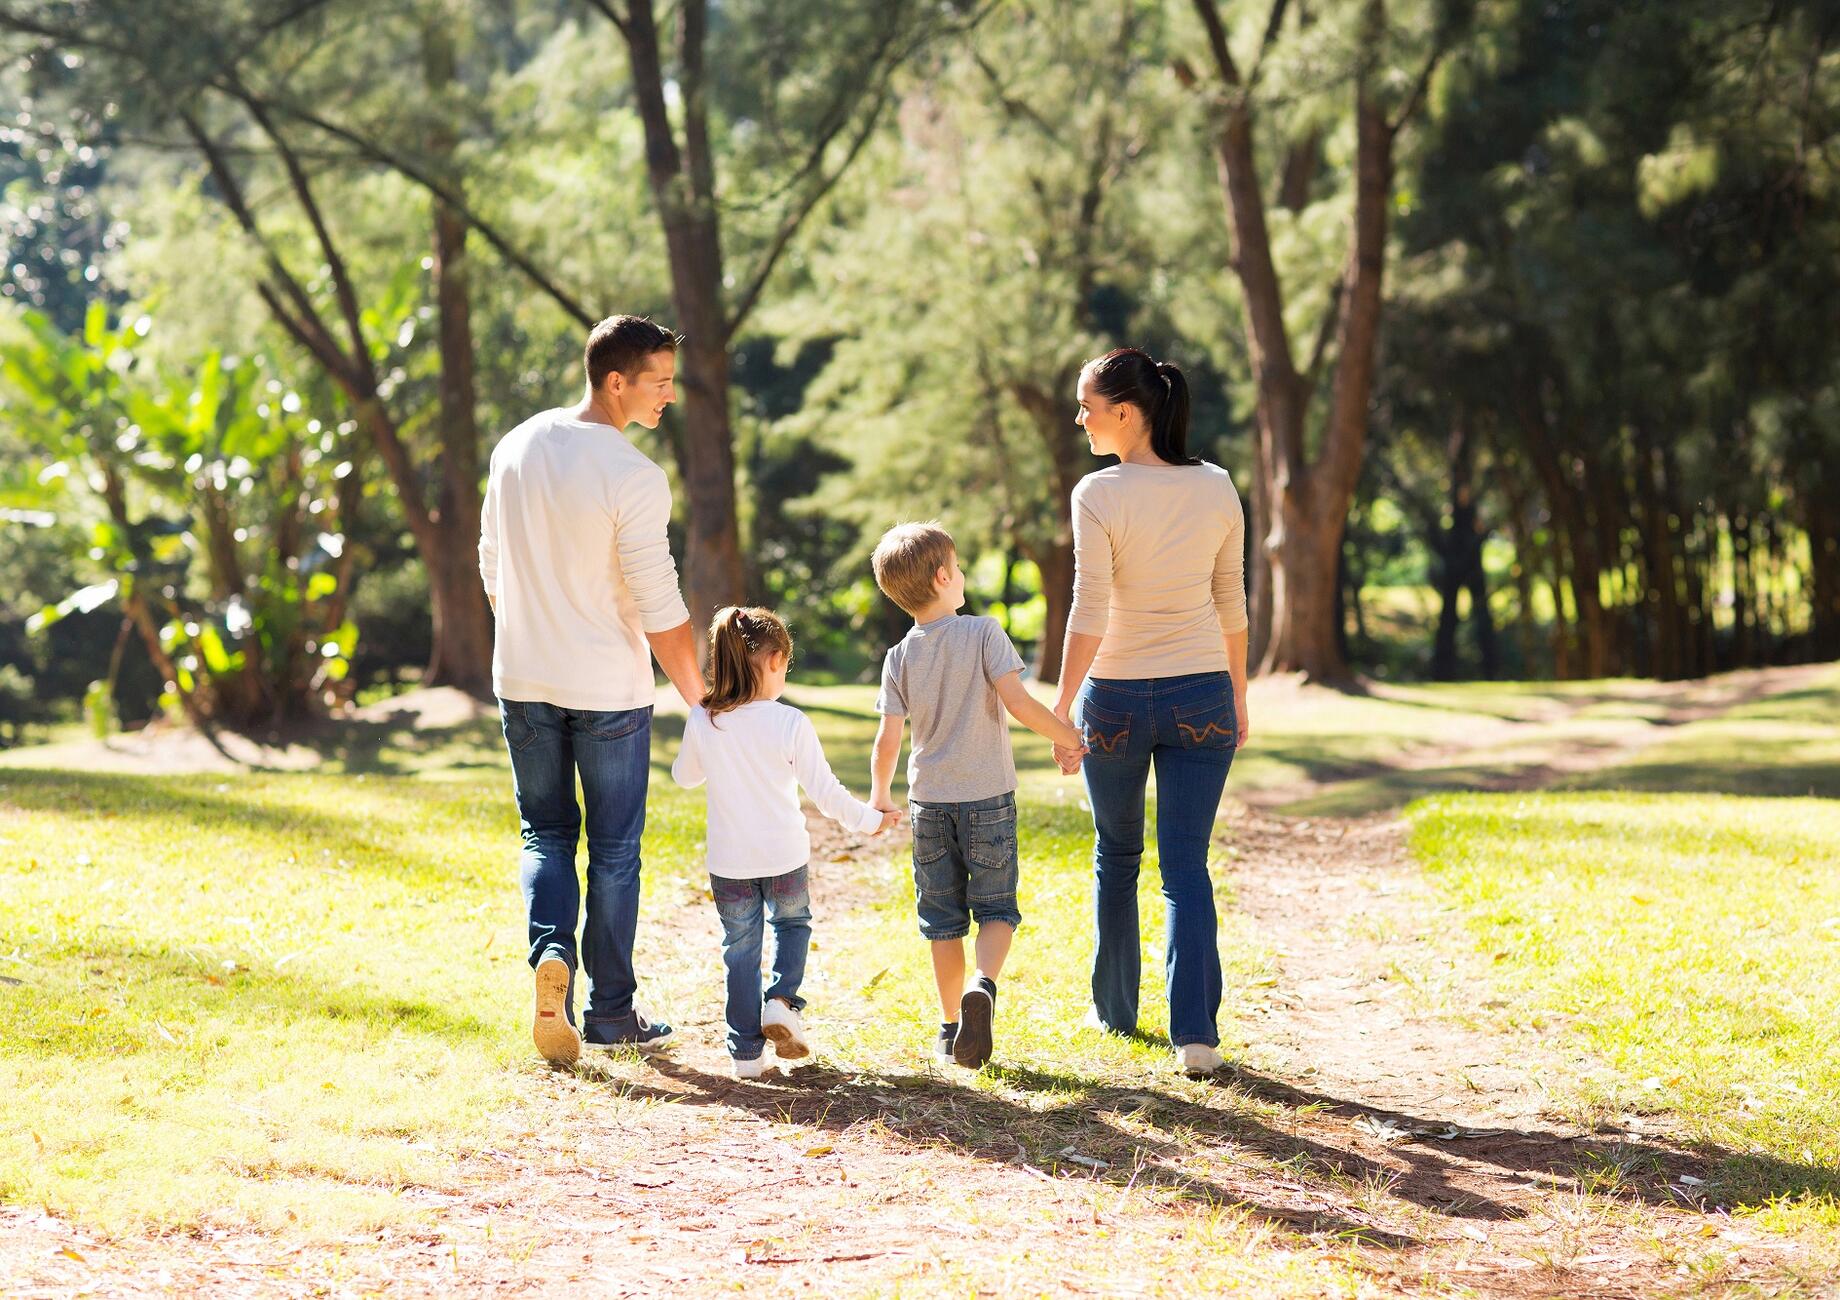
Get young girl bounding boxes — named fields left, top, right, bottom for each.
left=672, top=606, right=899, bottom=1078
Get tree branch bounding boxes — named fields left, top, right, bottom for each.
left=1190, top=0, right=1242, bottom=86
left=180, top=111, right=356, bottom=386
left=230, top=80, right=376, bottom=386
left=256, top=96, right=598, bottom=326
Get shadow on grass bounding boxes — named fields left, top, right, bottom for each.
left=566, top=1050, right=1825, bottom=1252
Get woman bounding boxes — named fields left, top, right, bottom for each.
left=1051, top=347, right=1251, bottom=1075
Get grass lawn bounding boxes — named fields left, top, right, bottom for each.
left=1410, top=668, right=1840, bottom=1235
left=3, top=666, right=1838, bottom=1290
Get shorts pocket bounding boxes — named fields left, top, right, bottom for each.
left=966, top=801, right=1017, bottom=872
left=910, top=806, right=951, bottom=869
left=1079, top=698, right=1132, bottom=757
left=1171, top=693, right=1237, bottom=749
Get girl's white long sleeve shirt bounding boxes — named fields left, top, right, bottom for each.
left=671, top=700, right=883, bottom=879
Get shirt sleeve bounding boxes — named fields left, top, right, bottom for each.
left=789, top=711, right=883, bottom=834
left=1212, top=475, right=1250, bottom=636
left=874, top=647, right=907, bottom=717
left=614, top=461, right=693, bottom=634
left=477, top=455, right=500, bottom=600
left=670, top=708, right=706, bottom=788
left=982, top=618, right=1026, bottom=683
left=1066, top=478, right=1113, bottom=637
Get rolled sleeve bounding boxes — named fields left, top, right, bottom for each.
left=615, top=462, right=691, bottom=633
left=981, top=618, right=1026, bottom=683
left=1066, top=480, right=1113, bottom=637
left=875, top=648, right=907, bottom=717
left=1212, top=480, right=1250, bottom=636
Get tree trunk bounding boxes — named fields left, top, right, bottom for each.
left=1262, top=489, right=1347, bottom=680
left=1203, top=8, right=1394, bottom=684
left=623, top=0, right=747, bottom=635
left=1029, top=539, right=1075, bottom=686
left=1809, top=490, right=1840, bottom=660
left=423, top=20, right=494, bottom=696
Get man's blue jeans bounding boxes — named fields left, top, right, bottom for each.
left=500, top=698, right=652, bottom=1043
left=1077, top=672, right=1237, bottom=1049
left=710, top=867, right=811, bottom=1061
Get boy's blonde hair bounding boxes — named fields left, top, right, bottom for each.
left=872, top=521, right=955, bottom=616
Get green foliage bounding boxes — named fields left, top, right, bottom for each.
left=0, top=305, right=360, bottom=725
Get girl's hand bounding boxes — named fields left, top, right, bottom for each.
left=874, top=808, right=903, bottom=835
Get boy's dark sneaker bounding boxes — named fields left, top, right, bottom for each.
left=954, top=975, right=996, bottom=1069
left=932, top=1022, right=959, bottom=1064
left=584, top=1007, right=674, bottom=1051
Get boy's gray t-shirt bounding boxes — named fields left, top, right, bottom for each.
left=876, top=614, right=1026, bottom=804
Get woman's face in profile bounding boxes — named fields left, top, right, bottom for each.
left=1076, top=370, right=1125, bottom=457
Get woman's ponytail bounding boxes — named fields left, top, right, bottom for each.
left=1151, top=361, right=1192, bottom=466
left=703, top=605, right=794, bottom=720
left=1082, top=348, right=1200, bottom=466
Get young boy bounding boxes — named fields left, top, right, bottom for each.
left=869, top=521, right=1085, bottom=1069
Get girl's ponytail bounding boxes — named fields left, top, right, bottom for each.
left=703, top=606, right=794, bottom=720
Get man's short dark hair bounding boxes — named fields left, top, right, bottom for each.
left=584, top=315, right=681, bottom=389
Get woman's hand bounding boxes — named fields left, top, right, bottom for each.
left=1235, top=687, right=1251, bottom=747
left=1052, top=706, right=1084, bottom=775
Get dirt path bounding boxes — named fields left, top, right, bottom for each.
left=1245, top=663, right=1833, bottom=814
left=7, top=669, right=1834, bottom=1297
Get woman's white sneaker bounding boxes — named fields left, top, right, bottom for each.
left=732, top=1055, right=774, bottom=1080
left=760, top=998, right=810, bottom=1060
left=1176, top=1043, right=1225, bottom=1075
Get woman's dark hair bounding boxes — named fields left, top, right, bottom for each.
left=704, top=605, right=793, bottom=721
left=1082, top=347, right=1198, bottom=465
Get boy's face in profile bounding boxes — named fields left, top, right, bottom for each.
left=936, top=551, right=967, bottom=613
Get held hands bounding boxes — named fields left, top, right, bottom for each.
left=871, top=795, right=904, bottom=837
left=1051, top=707, right=1087, bottom=776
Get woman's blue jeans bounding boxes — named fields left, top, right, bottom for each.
left=500, top=698, right=652, bottom=1043
left=1077, top=672, right=1237, bottom=1048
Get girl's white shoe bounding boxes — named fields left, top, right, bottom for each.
left=761, top=999, right=811, bottom=1060
left=1176, top=1043, right=1225, bottom=1075
left=732, top=1055, right=774, bottom=1080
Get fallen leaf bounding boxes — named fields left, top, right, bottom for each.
left=1058, top=1146, right=1110, bottom=1171
left=803, top=1145, right=833, bottom=1158
left=857, top=968, right=889, bottom=995
left=58, top=1247, right=86, bottom=1263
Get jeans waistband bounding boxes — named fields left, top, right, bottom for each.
left=1085, top=672, right=1231, bottom=697
left=908, top=790, right=1017, bottom=813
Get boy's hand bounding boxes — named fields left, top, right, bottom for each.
left=873, top=807, right=903, bottom=835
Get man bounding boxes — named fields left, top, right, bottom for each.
left=479, top=314, right=704, bottom=1066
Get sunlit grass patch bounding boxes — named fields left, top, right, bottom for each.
left=0, top=768, right=697, bottom=1235
left=1409, top=790, right=1840, bottom=1232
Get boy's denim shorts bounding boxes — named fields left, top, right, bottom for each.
left=908, top=791, right=1021, bottom=940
